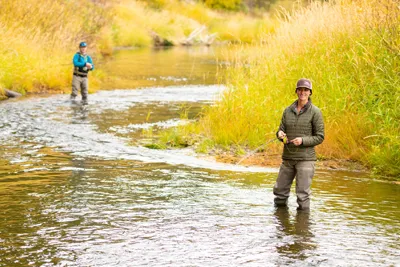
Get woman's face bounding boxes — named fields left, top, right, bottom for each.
left=296, top=87, right=311, bottom=101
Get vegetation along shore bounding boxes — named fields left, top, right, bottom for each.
left=147, top=0, right=400, bottom=179
left=0, top=0, right=276, bottom=96
left=0, top=0, right=398, bottom=179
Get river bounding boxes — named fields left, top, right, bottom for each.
left=0, top=47, right=399, bottom=266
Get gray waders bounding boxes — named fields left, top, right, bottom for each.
left=273, top=160, right=315, bottom=210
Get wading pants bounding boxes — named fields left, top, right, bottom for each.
left=71, top=75, right=88, bottom=102
left=273, top=160, right=315, bottom=210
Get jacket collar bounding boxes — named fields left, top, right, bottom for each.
left=290, top=99, right=312, bottom=114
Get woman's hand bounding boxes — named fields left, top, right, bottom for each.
left=278, top=131, right=288, bottom=144
left=278, top=131, right=286, bottom=140
left=291, top=137, right=303, bottom=146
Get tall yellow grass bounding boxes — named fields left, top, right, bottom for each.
left=0, top=0, right=110, bottom=93
left=0, top=0, right=277, bottom=94
left=110, top=0, right=277, bottom=47
left=184, top=0, right=400, bottom=177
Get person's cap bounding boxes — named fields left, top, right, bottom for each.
left=79, top=42, right=87, bottom=47
left=296, top=78, right=312, bottom=90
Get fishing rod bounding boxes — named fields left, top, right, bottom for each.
left=236, top=138, right=277, bottom=165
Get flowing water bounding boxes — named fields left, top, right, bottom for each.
left=0, top=47, right=399, bottom=267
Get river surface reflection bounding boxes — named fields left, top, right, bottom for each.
left=0, top=48, right=399, bottom=267
left=100, top=46, right=224, bottom=89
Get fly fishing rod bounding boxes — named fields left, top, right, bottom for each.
left=236, top=138, right=278, bottom=165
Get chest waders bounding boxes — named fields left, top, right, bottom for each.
left=71, top=53, right=89, bottom=103
left=73, top=53, right=89, bottom=77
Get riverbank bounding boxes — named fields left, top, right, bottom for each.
left=211, top=151, right=369, bottom=173
left=209, top=151, right=400, bottom=184
left=172, top=0, right=400, bottom=178
left=194, top=145, right=400, bottom=182
left=0, top=0, right=276, bottom=95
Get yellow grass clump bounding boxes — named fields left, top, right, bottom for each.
left=188, top=0, right=400, bottom=177
left=113, top=0, right=278, bottom=46
left=0, top=0, right=278, bottom=94
left=0, top=0, right=110, bottom=94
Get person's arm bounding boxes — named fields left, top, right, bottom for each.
left=73, top=54, right=86, bottom=68
left=87, top=56, right=94, bottom=71
left=302, top=108, right=324, bottom=147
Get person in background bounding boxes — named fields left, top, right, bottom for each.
left=71, top=42, right=94, bottom=105
left=273, top=78, right=325, bottom=211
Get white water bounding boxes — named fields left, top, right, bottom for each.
left=0, top=85, right=277, bottom=173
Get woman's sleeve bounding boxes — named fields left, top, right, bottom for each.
left=302, top=108, right=324, bottom=147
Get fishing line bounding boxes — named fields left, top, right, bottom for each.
left=283, top=136, right=299, bottom=153
left=236, top=138, right=277, bottom=165
left=235, top=136, right=300, bottom=165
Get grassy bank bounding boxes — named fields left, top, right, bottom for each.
left=0, top=0, right=275, bottom=95
left=0, top=0, right=110, bottom=94
left=165, top=0, right=400, bottom=178
left=106, top=0, right=276, bottom=49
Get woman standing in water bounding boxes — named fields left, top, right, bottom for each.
left=273, top=78, right=325, bottom=210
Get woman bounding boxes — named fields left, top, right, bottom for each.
left=273, top=78, right=325, bottom=210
